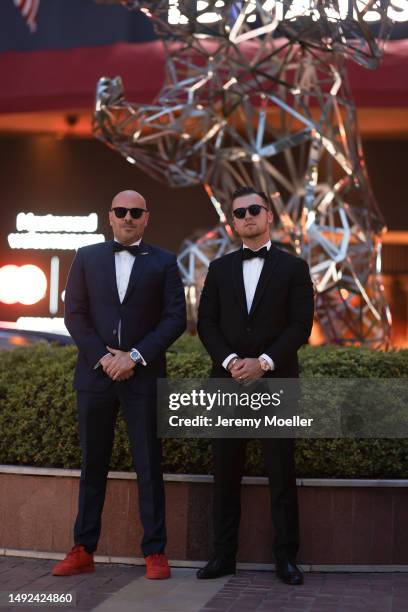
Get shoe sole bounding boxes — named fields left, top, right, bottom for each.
left=276, top=573, right=303, bottom=585
left=197, top=570, right=236, bottom=579
left=145, top=574, right=171, bottom=580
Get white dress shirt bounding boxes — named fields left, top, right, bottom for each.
left=95, top=239, right=146, bottom=368
left=222, top=240, right=275, bottom=371
left=114, top=238, right=141, bottom=303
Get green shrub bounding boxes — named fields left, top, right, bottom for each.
left=0, top=339, right=407, bottom=478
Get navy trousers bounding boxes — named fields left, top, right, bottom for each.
left=74, top=382, right=166, bottom=556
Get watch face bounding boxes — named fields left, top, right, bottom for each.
left=130, top=350, right=139, bottom=362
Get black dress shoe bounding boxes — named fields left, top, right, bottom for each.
left=276, top=560, right=304, bottom=585
left=196, top=557, right=236, bottom=579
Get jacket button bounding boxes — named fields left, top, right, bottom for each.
left=113, top=329, right=117, bottom=335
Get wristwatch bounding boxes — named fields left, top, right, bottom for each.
left=258, top=357, right=271, bottom=372
left=129, top=348, right=142, bottom=366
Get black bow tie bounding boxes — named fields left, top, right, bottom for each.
left=242, top=246, right=268, bottom=261
left=113, top=242, right=143, bottom=256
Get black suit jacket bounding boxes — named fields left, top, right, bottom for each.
left=64, top=240, right=186, bottom=391
left=197, top=245, right=314, bottom=378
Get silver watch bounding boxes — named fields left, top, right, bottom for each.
left=129, top=348, right=142, bottom=364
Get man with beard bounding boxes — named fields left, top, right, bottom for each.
left=53, top=190, right=186, bottom=580
left=197, top=185, right=314, bottom=585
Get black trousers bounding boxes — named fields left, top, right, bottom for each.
left=74, top=383, right=166, bottom=556
left=212, top=438, right=299, bottom=562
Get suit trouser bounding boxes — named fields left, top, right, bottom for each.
left=212, top=438, right=299, bottom=562
left=74, top=383, right=166, bottom=556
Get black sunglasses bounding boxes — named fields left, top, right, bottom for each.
left=232, top=204, right=268, bottom=219
left=110, top=207, right=148, bottom=219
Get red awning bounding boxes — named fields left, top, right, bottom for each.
left=0, top=39, right=407, bottom=114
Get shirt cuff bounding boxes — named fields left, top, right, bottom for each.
left=260, top=353, right=275, bottom=370
left=94, top=352, right=111, bottom=369
left=222, top=353, right=239, bottom=371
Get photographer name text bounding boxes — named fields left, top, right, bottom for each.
left=168, top=415, right=313, bottom=429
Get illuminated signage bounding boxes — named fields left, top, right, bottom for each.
left=16, top=212, right=98, bottom=233
left=8, top=212, right=105, bottom=250
left=0, top=264, right=47, bottom=305
left=14, top=317, right=68, bottom=335
left=168, top=1, right=408, bottom=25
left=2, top=212, right=106, bottom=330
left=8, top=232, right=105, bottom=250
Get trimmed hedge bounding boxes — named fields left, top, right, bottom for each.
left=0, top=338, right=408, bottom=478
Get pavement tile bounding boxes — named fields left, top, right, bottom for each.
left=2, top=558, right=408, bottom=612
left=234, top=597, right=264, bottom=605
left=277, top=605, right=312, bottom=611
left=279, top=607, right=311, bottom=612
left=312, top=595, right=341, bottom=604
left=76, top=594, right=112, bottom=609
left=288, top=597, right=314, bottom=606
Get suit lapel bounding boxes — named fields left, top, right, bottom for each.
left=123, top=240, right=151, bottom=303
left=232, top=249, right=248, bottom=319
left=248, top=245, right=280, bottom=318
left=106, top=241, right=121, bottom=304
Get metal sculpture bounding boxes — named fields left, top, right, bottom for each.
left=94, top=1, right=398, bottom=346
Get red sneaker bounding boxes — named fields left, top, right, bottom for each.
left=52, top=545, right=95, bottom=576
left=145, top=553, right=171, bottom=579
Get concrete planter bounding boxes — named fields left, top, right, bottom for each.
left=1, top=466, right=408, bottom=568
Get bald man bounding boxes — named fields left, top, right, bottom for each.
left=53, top=190, right=186, bottom=579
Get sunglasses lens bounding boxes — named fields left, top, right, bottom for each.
left=111, top=207, right=146, bottom=219
left=233, top=208, right=246, bottom=219
left=112, top=207, right=127, bottom=218
left=233, top=205, right=264, bottom=219
left=248, top=205, right=262, bottom=216
left=130, top=208, right=144, bottom=219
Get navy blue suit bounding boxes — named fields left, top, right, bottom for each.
left=64, top=239, right=186, bottom=555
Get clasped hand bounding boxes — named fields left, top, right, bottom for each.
left=229, top=357, right=264, bottom=385
left=100, top=346, right=135, bottom=381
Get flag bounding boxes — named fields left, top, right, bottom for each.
left=13, top=0, right=40, bottom=33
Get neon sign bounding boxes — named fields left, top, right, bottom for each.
left=8, top=212, right=105, bottom=250
left=0, top=265, right=47, bottom=306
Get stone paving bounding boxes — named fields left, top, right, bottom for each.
left=0, top=557, right=141, bottom=611
left=201, top=571, right=408, bottom=612
left=1, top=556, right=408, bottom=612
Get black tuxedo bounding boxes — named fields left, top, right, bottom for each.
left=197, top=245, right=314, bottom=562
left=64, top=239, right=186, bottom=556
